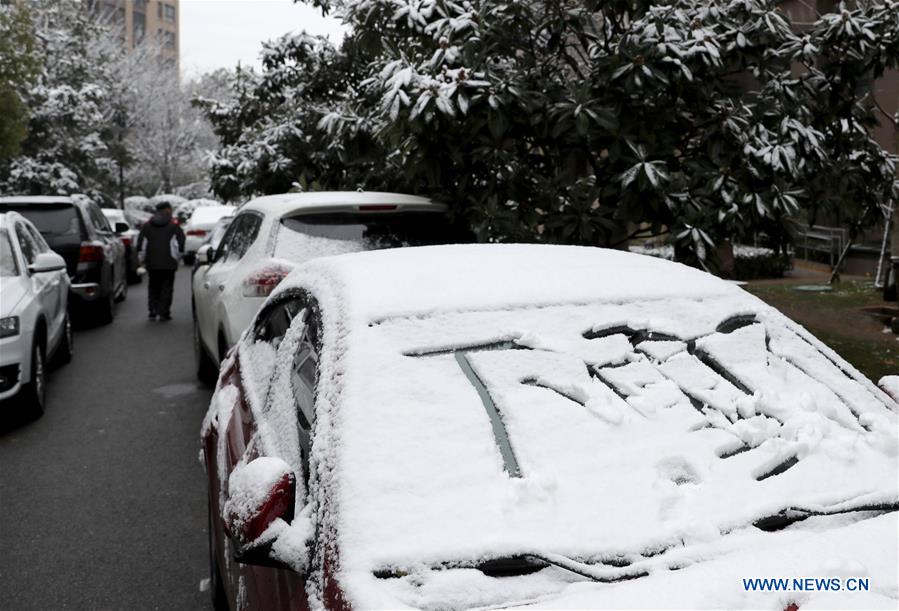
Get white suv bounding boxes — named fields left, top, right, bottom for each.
left=0, top=212, right=73, bottom=417
left=191, top=191, right=456, bottom=384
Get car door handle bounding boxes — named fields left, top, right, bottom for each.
left=218, top=284, right=225, bottom=291
left=203, top=281, right=210, bottom=289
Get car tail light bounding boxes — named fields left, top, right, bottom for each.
left=358, top=204, right=398, bottom=211
left=186, top=229, right=207, bottom=237
left=121, top=237, right=132, bottom=248
left=242, top=265, right=290, bottom=298
left=79, top=244, right=104, bottom=262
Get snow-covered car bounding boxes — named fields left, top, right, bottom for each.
left=174, top=197, right=218, bottom=226
left=0, top=212, right=73, bottom=418
left=101, top=208, right=141, bottom=283
left=201, top=244, right=898, bottom=611
left=191, top=191, right=456, bottom=384
left=183, top=204, right=236, bottom=264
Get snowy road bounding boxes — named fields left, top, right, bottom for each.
left=0, top=268, right=212, bottom=609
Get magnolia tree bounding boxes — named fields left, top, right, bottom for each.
left=203, top=0, right=899, bottom=268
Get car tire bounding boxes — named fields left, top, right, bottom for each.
left=95, top=291, right=115, bottom=325
left=195, top=317, right=219, bottom=387
left=21, top=340, right=47, bottom=419
left=208, top=501, right=230, bottom=611
left=53, top=314, right=74, bottom=366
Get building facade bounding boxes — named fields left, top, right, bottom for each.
left=96, top=0, right=180, bottom=71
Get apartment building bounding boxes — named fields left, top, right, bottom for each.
left=95, top=0, right=180, bottom=71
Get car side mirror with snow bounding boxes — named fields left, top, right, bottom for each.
left=223, top=457, right=296, bottom=569
left=28, top=252, right=66, bottom=274
left=114, top=222, right=129, bottom=234
left=196, top=244, right=214, bottom=265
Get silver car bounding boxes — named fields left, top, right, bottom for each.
left=0, top=212, right=73, bottom=417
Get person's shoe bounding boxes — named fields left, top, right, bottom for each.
left=160, top=313, right=172, bottom=321
left=148, top=311, right=157, bottom=320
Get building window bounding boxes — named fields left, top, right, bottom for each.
left=133, top=12, right=146, bottom=45
left=157, top=1, right=162, bottom=18
left=162, top=29, right=176, bottom=50
left=164, top=3, right=176, bottom=22
left=134, top=0, right=148, bottom=9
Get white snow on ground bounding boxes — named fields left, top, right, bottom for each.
left=218, top=244, right=897, bottom=609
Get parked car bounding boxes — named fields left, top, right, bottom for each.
left=101, top=208, right=141, bottom=283
left=191, top=191, right=457, bottom=384
left=0, top=195, right=128, bottom=324
left=202, top=244, right=898, bottom=611
left=0, top=212, right=73, bottom=417
left=175, top=198, right=220, bottom=227
left=191, top=216, right=234, bottom=276
left=183, top=204, right=236, bottom=264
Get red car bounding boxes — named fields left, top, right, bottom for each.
left=202, top=245, right=898, bottom=610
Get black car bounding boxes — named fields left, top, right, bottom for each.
left=0, top=195, right=128, bottom=324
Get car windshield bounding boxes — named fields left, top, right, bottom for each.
left=0, top=204, right=80, bottom=237
left=275, top=211, right=460, bottom=260
left=331, top=296, right=897, bottom=581
left=0, top=229, right=19, bottom=276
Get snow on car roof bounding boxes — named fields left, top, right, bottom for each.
left=187, top=204, right=235, bottom=225
left=278, top=243, right=742, bottom=322
left=268, top=244, right=897, bottom=608
left=0, top=195, right=75, bottom=205
left=241, top=191, right=444, bottom=219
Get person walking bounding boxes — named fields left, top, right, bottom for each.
left=137, top=202, right=185, bottom=321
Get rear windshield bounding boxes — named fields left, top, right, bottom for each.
left=0, top=204, right=81, bottom=238
left=0, top=229, right=18, bottom=276
left=285, top=211, right=458, bottom=245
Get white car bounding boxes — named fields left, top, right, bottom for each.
left=182, top=204, right=235, bottom=263
left=202, top=244, right=897, bottom=610
left=191, top=191, right=455, bottom=384
left=101, top=208, right=141, bottom=283
left=0, top=212, right=73, bottom=417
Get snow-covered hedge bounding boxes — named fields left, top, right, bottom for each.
left=630, top=244, right=791, bottom=280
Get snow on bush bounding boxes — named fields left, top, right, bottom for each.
left=630, top=243, right=791, bottom=279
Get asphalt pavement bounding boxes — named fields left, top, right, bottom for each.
left=0, top=268, right=212, bottom=609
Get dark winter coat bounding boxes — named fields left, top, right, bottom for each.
left=137, top=212, right=185, bottom=271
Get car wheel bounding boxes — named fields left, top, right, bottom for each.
left=96, top=291, right=115, bottom=325
left=21, top=341, right=46, bottom=419
left=195, top=317, right=219, bottom=387
left=53, top=314, right=74, bottom=366
left=208, top=501, right=230, bottom=611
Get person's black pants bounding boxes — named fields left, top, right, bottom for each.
left=147, top=269, right=176, bottom=316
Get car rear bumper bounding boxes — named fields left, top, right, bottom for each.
left=71, top=282, right=103, bottom=301
left=0, top=334, right=27, bottom=400
left=184, top=236, right=205, bottom=254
